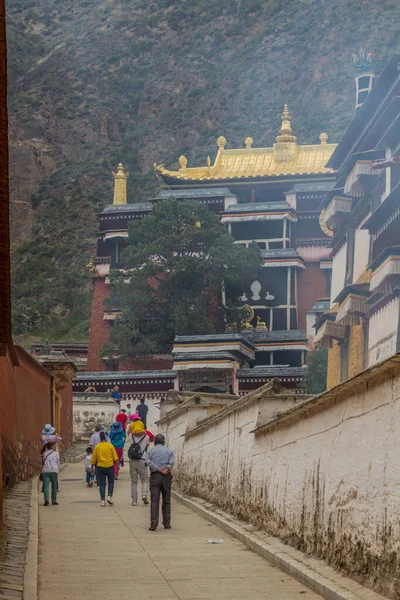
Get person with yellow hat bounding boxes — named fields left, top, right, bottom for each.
left=127, top=420, right=150, bottom=505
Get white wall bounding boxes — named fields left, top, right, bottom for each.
left=166, top=365, right=400, bottom=598
left=330, top=242, right=347, bottom=306
left=368, top=298, right=400, bottom=367
left=73, top=394, right=118, bottom=441
left=353, top=226, right=370, bottom=283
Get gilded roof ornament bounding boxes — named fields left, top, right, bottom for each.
left=256, top=315, right=267, bottom=330
left=207, top=156, right=211, bottom=167
left=245, top=137, right=253, bottom=149
left=276, top=104, right=297, bottom=144
left=319, top=209, right=334, bottom=238
left=319, top=132, right=328, bottom=145
left=242, top=304, right=254, bottom=330
left=112, top=163, right=129, bottom=205
left=179, top=155, right=188, bottom=170
left=217, top=136, right=226, bottom=149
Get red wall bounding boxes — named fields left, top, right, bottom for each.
left=0, top=351, right=17, bottom=522
left=297, top=264, right=327, bottom=331
left=0, top=346, right=52, bottom=523
left=87, top=277, right=111, bottom=371
left=14, top=347, right=52, bottom=481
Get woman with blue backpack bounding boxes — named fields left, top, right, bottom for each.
left=128, top=420, right=150, bottom=505
left=109, top=421, right=126, bottom=479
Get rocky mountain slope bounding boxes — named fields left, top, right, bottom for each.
left=7, top=0, right=400, bottom=341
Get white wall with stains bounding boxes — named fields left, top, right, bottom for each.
left=164, top=360, right=400, bottom=598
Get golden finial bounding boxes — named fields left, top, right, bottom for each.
left=112, top=163, right=129, bottom=205
left=244, top=137, right=253, bottom=149
left=319, top=132, right=328, bottom=145
left=87, top=258, right=97, bottom=275
left=207, top=155, right=211, bottom=167
left=256, top=315, right=267, bottom=330
left=276, top=104, right=297, bottom=144
left=217, top=136, right=226, bottom=149
left=179, top=155, right=188, bottom=170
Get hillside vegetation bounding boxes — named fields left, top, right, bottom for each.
left=7, top=0, right=400, bottom=341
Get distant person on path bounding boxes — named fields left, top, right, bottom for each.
left=145, top=434, right=174, bottom=531
left=90, top=432, right=118, bottom=507
left=41, top=442, right=60, bottom=506
left=41, top=424, right=62, bottom=447
left=109, top=421, right=126, bottom=478
left=111, top=385, right=122, bottom=406
left=115, top=408, right=128, bottom=430
left=85, top=447, right=94, bottom=487
left=127, top=421, right=150, bottom=506
left=136, top=397, right=149, bottom=428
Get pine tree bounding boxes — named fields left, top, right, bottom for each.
left=107, top=198, right=261, bottom=360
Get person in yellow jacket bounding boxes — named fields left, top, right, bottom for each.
left=90, top=431, right=118, bottom=507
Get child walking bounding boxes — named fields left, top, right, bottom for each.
left=85, top=447, right=94, bottom=487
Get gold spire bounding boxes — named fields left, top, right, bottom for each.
left=276, top=104, right=297, bottom=143
left=112, top=163, right=129, bottom=205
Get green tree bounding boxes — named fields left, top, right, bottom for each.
left=306, top=347, right=328, bottom=394
left=108, top=198, right=261, bottom=360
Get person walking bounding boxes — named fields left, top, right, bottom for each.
left=89, top=424, right=110, bottom=449
left=89, top=424, right=110, bottom=486
left=40, top=442, right=60, bottom=506
left=136, top=397, right=149, bottom=428
left=115, top=408, right=128, bottom=431
left=145, top=434, right=174, bottom=531
left=127, top=421, right=150, bottom=506
left=109, top=421, right=126, bottom=478
left=85, top=447, right=95, bottom=487
left=90, top=432, right=118, bottom=506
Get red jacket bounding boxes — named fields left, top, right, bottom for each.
left=115, top=413, right=128, bottom=430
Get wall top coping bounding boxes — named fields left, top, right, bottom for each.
left=184, top=380, right=302, bottom=438
left=157, top=393, right=238, bottom=424
left=251, top=353, right=400, bottom=435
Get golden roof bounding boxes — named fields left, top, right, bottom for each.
left=156, top=106, right=336, bottom=182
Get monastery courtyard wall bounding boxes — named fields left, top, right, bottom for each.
left=161, top=354, right=400, bottom=598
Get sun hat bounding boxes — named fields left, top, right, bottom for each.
left=43, top=424, right=55, bottom=435
left=129, top=413, right=140, bottom=422
left=131, top=421, right=145, bottom=435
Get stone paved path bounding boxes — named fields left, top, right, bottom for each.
left=0, top=480, right=31, bottom=600
left=38, top=462, right=322, bottom=600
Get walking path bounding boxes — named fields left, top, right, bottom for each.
left=38, top=461, right=322, bottom=600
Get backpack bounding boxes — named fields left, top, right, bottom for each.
left=128, top=435, right=146, bottom=460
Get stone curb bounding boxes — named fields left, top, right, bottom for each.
left=23, top=478, right=39, bottom=600
left=23, top=465, right=69, bottom=600
left=62, top=451, right=86, bottom=464
left=173, top=491, right=386, bottom=600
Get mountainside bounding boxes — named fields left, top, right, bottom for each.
left=7, top=0, right=400, bottom=342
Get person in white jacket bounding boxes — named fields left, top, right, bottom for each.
left=40, top=442, right=60, bottom=506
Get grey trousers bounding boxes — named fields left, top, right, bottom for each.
left=129, top=459, right=149, bottom=503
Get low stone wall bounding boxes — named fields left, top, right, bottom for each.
left=73, top=393, right=118, bottom=441
left=164, top=356, right=400, bottom=598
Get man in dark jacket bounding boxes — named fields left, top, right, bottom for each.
left=136, top=397, right=149, bottom=428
